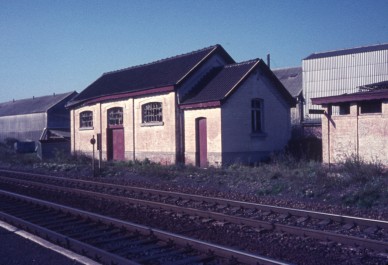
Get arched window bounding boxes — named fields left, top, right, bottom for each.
left=80, top=111, right=93, bottom=128
left=108, top=107, right=123, bottom=126
left=142, top=102, right=163, bottom=124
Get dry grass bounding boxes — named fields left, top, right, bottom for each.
left=0, top=143, right=387, bottom=209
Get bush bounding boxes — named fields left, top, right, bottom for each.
left=340, top=154, right=385, bottom=182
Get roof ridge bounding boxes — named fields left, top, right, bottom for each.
left=272, top=66, right=302, bottom=71
left=224, top=58, right=260, bottom=68
left=103, top=44, right=221, bottom=75
left=1, top=91, right=75, bottom=105
left=305, top=42, right=388, bottom=60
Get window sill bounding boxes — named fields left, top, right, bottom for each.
left=250, top=132, right=267, bottom=138
left=79, top=127, right=94, bottom=131
left=141, top=122, right=164, bottom=127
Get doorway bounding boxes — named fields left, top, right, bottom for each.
left=107, top=107, right=125, bottom=161
left=196, top=117, right=207, bottom=167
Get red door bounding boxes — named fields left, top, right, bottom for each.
left=107, top=128, right=125, bottom=161
left=196, top=118, right=207, bottom=167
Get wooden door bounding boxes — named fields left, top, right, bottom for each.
left=196, top=118, right=207, bottom=167
left=107, top=128, right=125, bottom=161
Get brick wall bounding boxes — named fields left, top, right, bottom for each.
left=71, top=92, right=177, bottom=164
left=183, top=108, right=222, bottom=166
left=220, top=70, right=291, bottom=164
left=322, top=101, right=388, bottom=165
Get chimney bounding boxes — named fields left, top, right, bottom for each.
left=267, top=54, right=270, bottom=69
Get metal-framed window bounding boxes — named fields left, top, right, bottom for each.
left=251, top=99, right=263, bottom=133
left=80, top=111, right=93, bottom=128
left=142, top=102, right=163, bottom=124
left=108, top=107, right=123, bottom=126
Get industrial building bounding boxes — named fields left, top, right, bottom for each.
left=304, top=43, right=388, bottom=124
left=0, top=91, right=77, bottom=157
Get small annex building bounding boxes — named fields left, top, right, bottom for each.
left=66, top=45, right=295, bottom=166
left=312, top=81, right=388, bottom=166
left=0, top=91, right=77, bottom=157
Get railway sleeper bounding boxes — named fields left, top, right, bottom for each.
left=75, top=228, right=123, bottom=242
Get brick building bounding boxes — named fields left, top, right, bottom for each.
left=312, top=81, right=388, bottom=166
left=66, top=45, right=294, bottom=166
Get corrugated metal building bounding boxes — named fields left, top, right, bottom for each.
left=0, top=91, right=77, bottom=145
left=303, top=43, right=388, bottom=123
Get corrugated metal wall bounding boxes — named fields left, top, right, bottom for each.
left=303, top=49, right=388, bottom=122
left=0, top=113, right=47, bottom=142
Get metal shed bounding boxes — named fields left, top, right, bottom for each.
left=0, top=91, right=77, bottom=155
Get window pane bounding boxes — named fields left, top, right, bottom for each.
left=142, top=102, right=163, bottom=123
left=80, top=111, right=93, bottom=128
left=108, top=107, right=123, bottom=126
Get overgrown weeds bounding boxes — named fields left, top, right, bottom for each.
left=0, top=143, right=387, bottom=209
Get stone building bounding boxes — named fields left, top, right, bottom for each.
left=312, top=81, right=388, bottom=165
left=66, top=45, right=295, bottom=166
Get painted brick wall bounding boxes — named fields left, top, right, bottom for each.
left=322, top=101, right=388, bottom=165
left=71, top=92, right=177, bottom=164
left=134, top=92, right=177, bottom=164
left=71, top=104, right=101, bottom=158
left=183, top=108, right=222, bottom=166
left=221, top=69, right=291, bottom=164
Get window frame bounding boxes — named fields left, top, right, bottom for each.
left=107, top=107, right=124, bottom=128
left=79, top=111, right=93, bottom=129
left=141, top=102, right=164, bottom=126
left=251, top=98, right=265, bottom=135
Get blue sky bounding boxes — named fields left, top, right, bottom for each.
left=1, top=0, right=387, bottom=103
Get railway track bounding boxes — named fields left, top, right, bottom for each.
left=0, top=169, right=387, bottom=264
left=0, top=189, right=288, bottom=265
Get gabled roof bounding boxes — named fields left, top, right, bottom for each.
left=272, top=67, right=302, bottom=98
left=304, top=43, right=388, bottom=60
left=0, top=91, right=77, bottom=117
left=67, top=45, right=234, bottom=107
left=181, top=59, right=295, bottom=107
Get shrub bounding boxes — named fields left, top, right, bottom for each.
left=340, top=154, right=385, bottom=182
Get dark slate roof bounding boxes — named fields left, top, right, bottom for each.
left=304, top=43, right=388, bottom=60
left=68, top=45, right=235, bottom=107
left=272, top=67, right=302, bottom=97
left=312, top=88, right=388, bottom=105
left=181, top=59, right=295, bottom=106
left=181, top=60, right=259, bottom=104
left=0, top=91, right=77, bottom=117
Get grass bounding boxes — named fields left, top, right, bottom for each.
left=0, top=143, right=387, bottom=209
